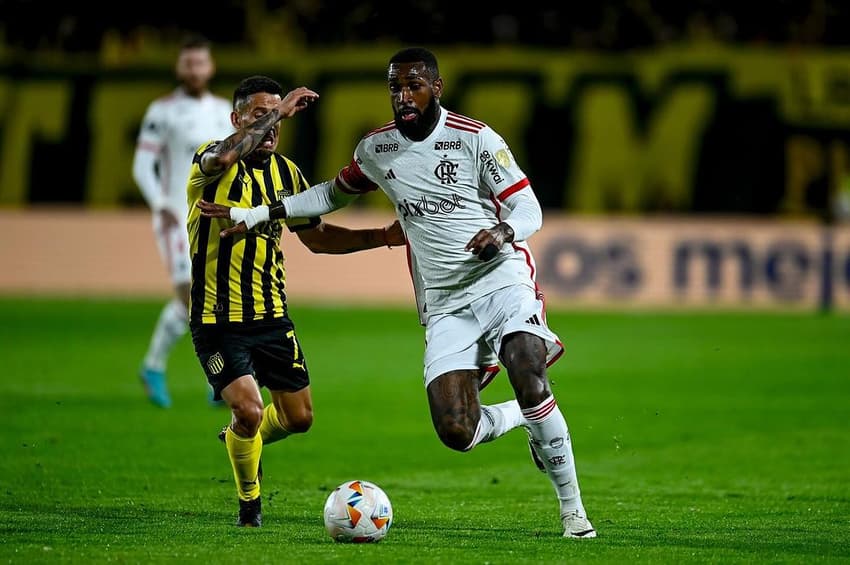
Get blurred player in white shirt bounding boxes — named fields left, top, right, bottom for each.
left=197, top=47, right=595, bottom=538
left=133, top=35, right=234, bottom=407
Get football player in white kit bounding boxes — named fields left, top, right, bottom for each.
left=197, top=47, right=595, bottom=538
left=133, top=35, right=234, bottom=407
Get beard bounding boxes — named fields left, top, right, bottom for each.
left=245, top=130, right=277, bottom=164
left=394, top=97, right=440, bottom=141
left=246, top=146, right=273, bottom=164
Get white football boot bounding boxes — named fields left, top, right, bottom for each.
left=562, top=510, right=597, bottom=539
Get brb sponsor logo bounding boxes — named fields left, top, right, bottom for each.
left=434, top=140, right=462, bottom=151
left=375, top=142, right=399, bottom=153
left=398, top=194, right=466, bottom=219
left=538, top=231, right=850, bottom=307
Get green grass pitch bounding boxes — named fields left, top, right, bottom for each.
left=1, top=298, right=848, bottom=563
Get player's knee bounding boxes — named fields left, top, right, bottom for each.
left=232, top=400, right=264, bottom=436
left=503, top=343, right=550, bottom=406
left=502, top=333, right=546, bottom=371
left=511, top=373, right=551, bottom=408
left=503, top=350, right=545, bottom=378
left=284, top=407, right=313, bottom=434
left=435, top=419, right=475, bottom=452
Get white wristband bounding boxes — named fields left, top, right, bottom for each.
left=230, top=205, right=270, bottom=229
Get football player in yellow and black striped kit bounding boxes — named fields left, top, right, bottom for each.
left=187, top=76, right=405, bottom=527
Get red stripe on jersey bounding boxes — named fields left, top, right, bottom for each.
left=336, top=158, right=378, bottom=194
left=447, top=111, right=485, bottom=128
left=489, top=191, right=538, bottom=284
left=511, top=242, right=537, bottom=286
left=497, top=178, right=530, bottom=201
left=137, top=141, right=161, bottom=153
left=364, top=122, right=396, bottom=138
left=445, top=121, right=480, bottom=134
left=489, top=191, right=502, bottom=218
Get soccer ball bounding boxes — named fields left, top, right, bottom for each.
left=323, top=480, right=393, bottom=543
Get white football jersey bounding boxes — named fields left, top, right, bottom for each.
left=135, top=88, right=233, bottom=218
left=339, top=108, right=540, bottom=321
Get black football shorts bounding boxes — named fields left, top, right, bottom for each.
left=190, top=317, right=309, bottom=401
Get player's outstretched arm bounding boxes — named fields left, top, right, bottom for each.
left=199, top=86, right=318, bottom=176
left=195, top=200, right=267, bottom=238
left=297, top=219, right=405, bottom=254
left=197, top=179, right=360, bottom=238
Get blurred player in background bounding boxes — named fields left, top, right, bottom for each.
left=132, top=34, right=234, bottom=407
left=188, top=76, right=404, bottom=527
left=199, top=48, right=595, bottom=538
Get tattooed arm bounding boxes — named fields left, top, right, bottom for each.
left=199, top=86, right=318, bottom=176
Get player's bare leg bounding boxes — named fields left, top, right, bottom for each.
left=426, top=369, right=524, bottom=452
left=501, top=331, right=596, bottom=539
left=221, top=375, right=264, bottom=527
left=263, top=386, right=313, bottom=444
left=217, top=382, right=313, bottom=484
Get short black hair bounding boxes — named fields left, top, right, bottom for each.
left=389, top=47, right=439, bottom=78
left=180, top=33, right=211, bottom=51
left=233, top=75, right=283, bottom=110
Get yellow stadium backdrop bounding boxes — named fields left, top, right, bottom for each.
left=2, top=46, right=850, bottom=217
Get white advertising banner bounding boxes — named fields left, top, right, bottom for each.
left=2, top=210, right=848, bottom=311
left=535, top=216, right=849, bottom=310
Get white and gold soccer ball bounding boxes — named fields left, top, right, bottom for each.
left=323, top=480, right=393, bottom=543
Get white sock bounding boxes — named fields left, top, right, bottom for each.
left=463, top=400, right=524, bottom=451
left=143, top=298, right=188, bottom=372
left=522, top=395, right=586, bottom=517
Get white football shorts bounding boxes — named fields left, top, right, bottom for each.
left=423, top=283, right=564, bottom=388
left=153, top=214, right=191, bottom=286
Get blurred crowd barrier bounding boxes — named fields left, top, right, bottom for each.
left=3, top=209, right=848, bottom=311
left=2, top=45, right=850, bottom=218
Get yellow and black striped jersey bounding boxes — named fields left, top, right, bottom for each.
left=187, top=141, right=319, bottom=325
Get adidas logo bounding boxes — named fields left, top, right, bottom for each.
left=525, top=314, right=541, bottom=326
left=385, top=169, right=397, bottom=180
